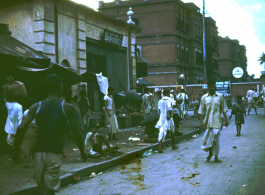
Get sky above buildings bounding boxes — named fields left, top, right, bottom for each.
left=72, top=0, right=265, bottom=78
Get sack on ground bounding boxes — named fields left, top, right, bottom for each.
left=20, top=123, right=38, bottom=157
left=3, top=77, right=27, bottom=99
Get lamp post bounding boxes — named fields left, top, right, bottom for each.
left=180, top=74, right=185, bottom=88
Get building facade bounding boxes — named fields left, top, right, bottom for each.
left=99, top=0, right=206, bottom=85
left=0, top=0, right=140, bottom=111
left=205, top=17, right=220, bottom=81
left=218, top=36, right=248, bottom=82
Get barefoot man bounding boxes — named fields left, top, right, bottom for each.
left=199, top=80, right=229, bottom=163
left=156, top=90, right=178, bottom=153
left=13, top=74, right=87, bottom=195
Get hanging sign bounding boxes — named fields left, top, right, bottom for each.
left=232, top=67, right=244, bottom=78
left=103, top=30, right=123, bottom=45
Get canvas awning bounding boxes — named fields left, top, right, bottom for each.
left=14, top=62, right=85, bottom=85
left=137, top=55, right=148, bottom=78
left=0, top=23, right=50, bottom=68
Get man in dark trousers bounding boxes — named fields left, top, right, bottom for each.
left=13, top=74, right=87, bottom=195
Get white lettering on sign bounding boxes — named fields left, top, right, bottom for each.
left=232, top=67, right=244, bottom=78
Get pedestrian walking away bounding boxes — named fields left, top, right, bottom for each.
left=247, top=86, right=258, bottom=115
left=155, top=89, right=178, bottom=153
left=141, top=87, right=154, bottom=117
left=199, top=80, right=229, bottom=163
left=176, top=88, right=188, bottom=119
left=104, top=87, right=119, bottom=140
left=12, top=74, right=87, bottom=195
left=229, top=95, right=247, bottom=136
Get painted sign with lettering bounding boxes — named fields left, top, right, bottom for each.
left=86, top=24, right=104, bottom=41
left=103, top=30, right=123, bottom=46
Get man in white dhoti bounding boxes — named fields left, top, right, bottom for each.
left=199, top=80, right=229, bottom=163
left=104, top=87, right=119, bottom=140
left=156, top=90, right=178, bottom=153
left=247, top=87, right=258, bottom=115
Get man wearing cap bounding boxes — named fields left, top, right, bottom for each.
left=199, top=80, right=229, bottom=163
left=152, top=88, right=161, bottom=111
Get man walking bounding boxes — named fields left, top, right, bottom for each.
left=141, top=88, right=154, bottom=117
left=13, top=74, right=87, bottom=195
left=247, top=87, right=258, bottom=115
left=199, top=80, right=229, bottom=163
left=156, top=90, right=178, bottom=153
left=177, top=88, right=188, bottom=119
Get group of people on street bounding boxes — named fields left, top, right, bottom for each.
left=4, top=73, right=265, bottom=194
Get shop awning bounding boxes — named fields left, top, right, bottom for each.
left=0, top=23, right=50, bottom=68
left=14, top=62, right=85, bottom=85
left=137, top=55, right=148, bottom=78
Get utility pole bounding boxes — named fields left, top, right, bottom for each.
left=203, top=0, right=207, bottom=81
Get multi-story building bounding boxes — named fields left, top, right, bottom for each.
left=99, top=0, right=205, bottom=85
left=218, top=36, right=248, bottom=82
left=205, top=17, right=220, bottom=81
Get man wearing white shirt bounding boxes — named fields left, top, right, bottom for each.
left=177, top=88, right=188, bottom=119
left=247, top=87, right=258, bottom=115
left=5, top=98, right=23, bottom=157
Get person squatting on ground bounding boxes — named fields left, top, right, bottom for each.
left=78, top=90, right=90, bottom=131
left=199, top=80, right=229, bottom=163
left=156, top=90, right=178, bottom=153
left=5, top=97, right=23, bottom=158
left=12, top=74, right=87, bottom=195
left=104, top=87, right=119, bottom=141
left=84, top=125, right=113, bottom=157
left=229, top=95, right=247, bottom=136
left=247, top=87, right=258, bottom=115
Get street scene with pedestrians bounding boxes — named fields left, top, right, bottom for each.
left=0, top=0, right=265, bottom=195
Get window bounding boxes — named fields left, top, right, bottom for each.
left=195, top=24, right=197, bottom=36
left=61, top=59, right=70, bottom=67
left=136, top=48, right=141, bottom=56
left=132, top=18, right=140, bottom=26
left=185, top=23, right=189, bottom=32
left=185, top=49, right=189, bottom=60
left=180, top=20, right=184, bottom=29
left=176, top=17, right=179, bottom=29
left=181, top=48, right=185, bottom=59
left=198, top=26, right=201, bottom=37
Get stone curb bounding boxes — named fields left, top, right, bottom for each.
left=10, top=128, right=204, bottom=195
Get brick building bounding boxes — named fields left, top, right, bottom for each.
left=218, top=36, right=248, bottom=82
left=205, top=17, right=220, bottom=81
left=99, top=0, right=206, bottom=85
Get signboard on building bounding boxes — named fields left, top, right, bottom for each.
left=232, top=67, right=244, bottom=78
left=103, top=30, right=123, bottom=46
left=86, top=24, right=104, bottom=41
left=216, top=81, right=230, bottom=94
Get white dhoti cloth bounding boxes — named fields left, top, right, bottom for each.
left=105, top=110, right=118, bottom=134
left=201, top=128, right=221, bottom=156
left=156, top=117, right=175, bottom=142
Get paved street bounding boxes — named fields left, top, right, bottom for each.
left=59, top=109, right=265, bottom=195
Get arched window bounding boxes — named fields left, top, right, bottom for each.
left=61, top=59, right=70, bottom=67
left=132, top=18, right=140, bottom=26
